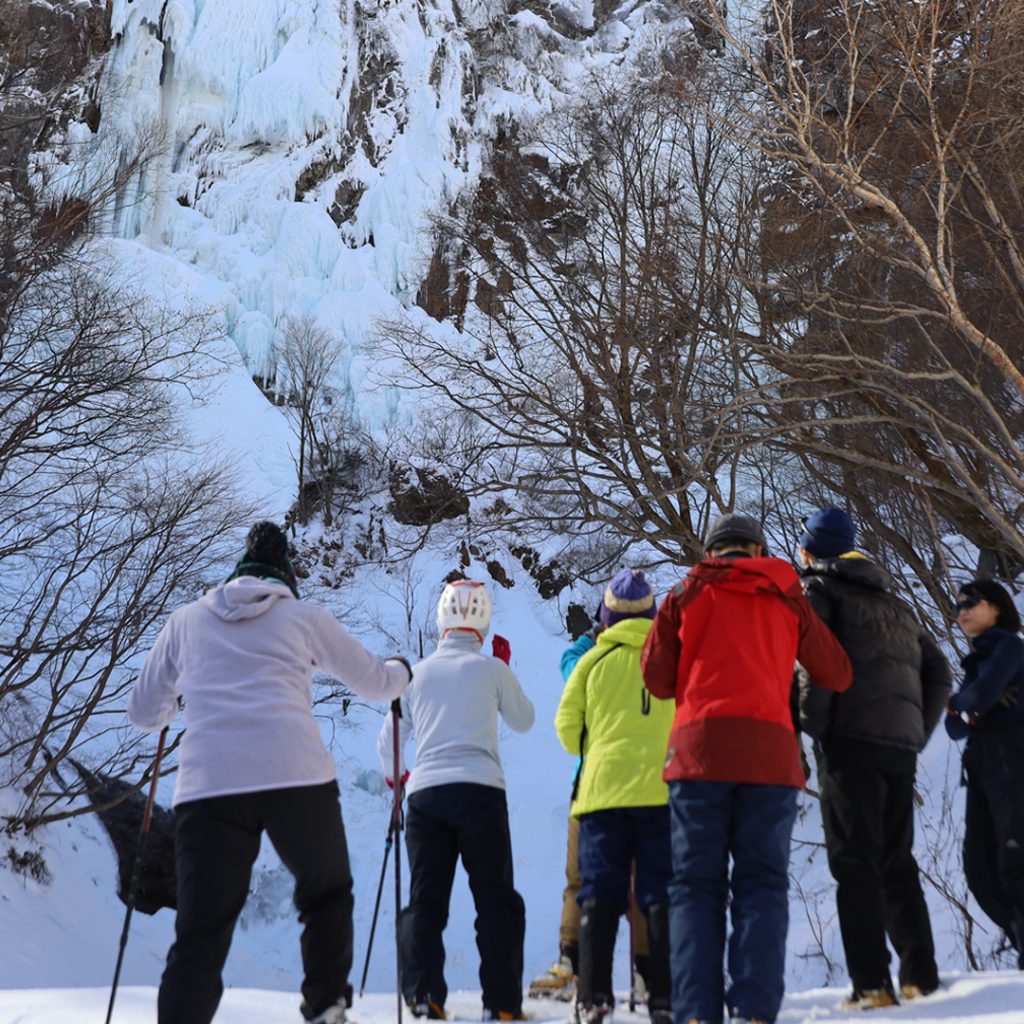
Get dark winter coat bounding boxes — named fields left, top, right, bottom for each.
left=798, top=555, right=951, bottom=752
left=946, top=627, right=1024, bottom=741
left=641, top=555, right=852, bottom=788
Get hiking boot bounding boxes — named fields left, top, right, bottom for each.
left=576, top=1001, right=614, bottom=1024
left=841, top=987, right=898, bottom=1010
left=483, top=1011, right=528, bottom=1021
left=528, top=955, right=576, bottom=1001
left=301, top=997, right=347, bottom=1024
left=409, top=1000, right=447, bottom=1019
left=648, top=1010, right=673, bottom=1024
left=900, top=981, right=939, bottom=1000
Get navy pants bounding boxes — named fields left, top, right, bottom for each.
left=159, top=781, right=353, bottom=1024
left=817, top=739, right=937, bottom=993
left=963, top=733, right=1024, bottom=964
left=577, top=806, right=673, bottom=912
left=577, top=806, right=673, bottom=1009
left=400, top=783, right=525, bottom=1016
left=667, top=780, right=798, bottom=1024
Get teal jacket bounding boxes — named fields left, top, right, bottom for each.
left=555, top=617, right=674, bottom=815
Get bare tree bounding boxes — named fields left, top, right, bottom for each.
left=381, top=61, right=772, bottom=574
left=696, top=0, right=1024, bottom=594
left=0, top=250, right=258, bottom=827
left=274, top=314, right=344, bottom=525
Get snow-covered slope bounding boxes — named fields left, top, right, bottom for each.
left=5, top=0, right=1022, bottom=1018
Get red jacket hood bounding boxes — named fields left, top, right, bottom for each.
left=689, top=556, right=800, bottom=598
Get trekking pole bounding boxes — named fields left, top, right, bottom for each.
left=391, top=697, right=404, bottom=1024
left=105, top=726, right=168, bottom=1024
left=627, top=863, right=637, bottom=1012
left=359, top=814, right=396, bottom=997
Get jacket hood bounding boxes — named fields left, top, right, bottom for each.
left=199, top=575, right=296, bottom=621
left=803, top=554, right=891, bottom=594
left=690, top=555, right=799, bottom=598
left=597, top=616, right=653, bottom=649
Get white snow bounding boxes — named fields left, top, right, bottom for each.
left=1, top=976, right=1023, bottom=1022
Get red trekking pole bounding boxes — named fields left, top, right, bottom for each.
left=105, top=726, right=169, bottom=1024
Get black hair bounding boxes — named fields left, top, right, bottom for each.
left=959, top=578, right=1022, bottom=633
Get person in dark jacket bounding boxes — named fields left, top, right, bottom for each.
left=796, top=508, right=951, bottom=1010
left=945, top=578, right=1024, bottom=966
left=642, top=513, right=852, bottom=1024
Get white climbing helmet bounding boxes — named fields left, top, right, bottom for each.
left=436, top=580, right=492, bottom=638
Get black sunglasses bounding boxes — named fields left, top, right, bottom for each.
left=954, top=594, right=982, bottom=613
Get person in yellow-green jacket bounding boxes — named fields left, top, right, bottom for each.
left=555, top=568, right=675, bottom=1024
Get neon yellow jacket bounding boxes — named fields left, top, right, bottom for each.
left=554, top=616, right=675, bottom=815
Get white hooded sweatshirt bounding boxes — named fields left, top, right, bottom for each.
left=128, top=576, right=411, bottom=806
left=376, top=629, right=535, bottom=794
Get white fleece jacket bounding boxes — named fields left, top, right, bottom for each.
left=376, top=630, right=535, bottom=794
left=128, top=576, right=411, bottom=806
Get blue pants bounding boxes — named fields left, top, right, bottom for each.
left=577, top=805, right=672, bottom=912
left=667, top=780, right=798, bottom=1024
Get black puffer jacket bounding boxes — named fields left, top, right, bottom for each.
left=798, top=555, right=952, bottom=752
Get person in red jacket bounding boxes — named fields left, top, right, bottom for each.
left=640, top=514, right=852, bottom=1024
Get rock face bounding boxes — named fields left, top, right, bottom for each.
left=30, top=0, right=695, bottom=395
left=71, top=760, right=176, bottom=915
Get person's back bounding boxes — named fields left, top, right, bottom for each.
left=128, top=520, right=411, bottom=1024
left=557, top=616, right=674, bottom=815
left=555, top=569, right=675, bottom=1024
left=641, top=513, right=851, bottom=1024
left=378, top=580, right=534, bottom=1023
left=135, top=575, right=406, bottom=806
left=385, top=630, right=533, bottom=794
left=795, top=508, right=950, bottom=1010
left=645, top=551, right=850, bottom=787
left=799, top=554, right=949, bottom=750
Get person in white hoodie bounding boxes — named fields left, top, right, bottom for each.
left=377, top=580, right=535, bottom=1022
left=128, top=521, right=412, bottom=1024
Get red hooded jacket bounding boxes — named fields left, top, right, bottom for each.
left=641, top=556, right=852, bottom=788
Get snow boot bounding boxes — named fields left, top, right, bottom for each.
left=409, top=999, right=447, bottom=1019
left=840, top=985, right=898, bottom=1010
left=301, top=997, right=347, bottom=1023
left=576, top=900, right=619, bottom=1024
left=528, top=949, right=577, bottom=1001
left=575, top=1000, right=614, bottom=1024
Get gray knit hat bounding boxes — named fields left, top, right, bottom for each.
left=703, top=513, right=769, bottom=555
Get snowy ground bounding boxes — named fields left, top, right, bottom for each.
left=2, top=976, right=1024, bottom=1023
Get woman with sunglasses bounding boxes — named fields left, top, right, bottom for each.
left=946, top=579, right=1024, bottom=965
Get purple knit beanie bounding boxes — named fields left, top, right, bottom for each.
left=599, top=568, right=656, bottom=626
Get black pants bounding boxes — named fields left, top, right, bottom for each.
left=817, top=739, right=938, bottom=993
left=400, top=782, right=525, bottom=1015
left=158, top=781, right=353, bottom=1024
left=963, top=733, right=1024, bottom=964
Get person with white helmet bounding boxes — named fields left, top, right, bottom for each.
left=377, top=579, right=535, bottom=1022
